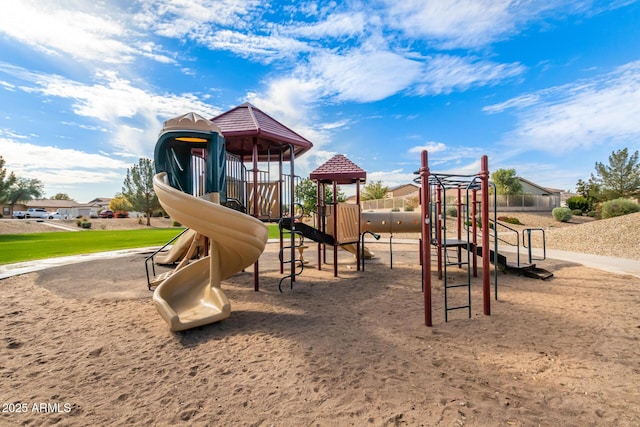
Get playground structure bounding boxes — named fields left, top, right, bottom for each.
left=146, top=106, right=551, bottom=331
left=148, top=106, right=312, bottom=330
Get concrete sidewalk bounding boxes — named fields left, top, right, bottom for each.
left=499, top=246, right=640, bottom=279
left=0, top=247, right=158, bottom=280
left=1, top=241, right=639, bottom=280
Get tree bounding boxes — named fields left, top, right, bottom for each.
left=51, top=193, right=72, bottom=200
left=7, top=177, right=44, bottom=206
left=121, top=158, right=159, bottom=226
left=361, top=181, right=389, bottom=201
left=575, top=176, right=601, bottom=209
left=593, top=148, right=640, bottom=200
left=109, top=194, right=133, bottom=213
left=491, top=168, right=523, bottom=195
left=0, top=155, right=17, bottom=205
left=294, top=178, right=346, bottom=215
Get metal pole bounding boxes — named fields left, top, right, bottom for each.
left=289, top=145, right=296, bottom=284
left=333, top=180, right=338, bottom=277
left=252, top=139, right=260, bottom=292
left=420, top=151, right=432, bottom=327
left=480, top=155, right=490, bottom=316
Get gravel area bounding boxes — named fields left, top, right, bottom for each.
left=540, top=212, right=640, bottom=261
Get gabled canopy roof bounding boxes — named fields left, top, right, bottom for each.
left=211, top=102, right=313, bottom=161
left=310, top=154, right=366, bottom=184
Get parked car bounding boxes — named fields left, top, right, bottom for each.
left=13, top=208, right=59, bottom=219
left=99, top=210, right=114, bottom=218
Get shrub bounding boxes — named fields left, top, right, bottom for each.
left=552, top=207, right=572, bottom=222
left=601, top=198, right=640, bottom=219
left=80, top=221, right=92, bottom=229
left=587, top=211, right=598, bottom=218
left=116, top=211, right=129, bottom=218
left=571, top=209, right=583, bottom=216
left=497, top=216, right=522, bottom=225
left=172, top=220, right=182, bottom=227
left=391, top=207, right=400, bottom=212
left=566, top=195, right=590, bottom=212
left=445, top=206, right=457, bottom=217
left=404, top=205, right=414, bottom=212
left=76, top=217, right=87, bottom=227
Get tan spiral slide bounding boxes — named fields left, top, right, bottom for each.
left=152, top=172, right=268, bottom=331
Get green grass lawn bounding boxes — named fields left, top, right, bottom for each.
left=0, top=224, right=289, bottom=265
left=0, top=228, right=185, bottom=265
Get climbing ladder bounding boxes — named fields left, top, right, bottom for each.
left=277, top=218, right=306, bottom=292
left=424, top=171, right=500, bottom=322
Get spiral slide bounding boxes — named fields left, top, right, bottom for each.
left=152, top=172, right=268, bottom=331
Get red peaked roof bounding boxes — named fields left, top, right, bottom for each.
left=211, top=102, right=313, bottom=161
left=310, top=154, right=366, bottom=184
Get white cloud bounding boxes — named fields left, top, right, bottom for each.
left=1, top=65, right=222, bottom=156
left=310, top=50, right=424, bottom=102
left=382, top=0, right=514, bottom=48
left=367, top=169, right=419, bottom=188
left=1, top=138, right=129, bottom=187
left=382, top=0, right=571, bottom=49
left=417, top=55, right=525, bottom=95
left=491, top=60, right=640, bottom=152
left=284, top=12, right=367, bottom=39
left=408, top=142, right=447, bottom=154
left=199, top=30, right=311, bottom=63
left=136, top=0, right=259, bottom=37
left=0, top=2, right=136, bottom=64
left=482, top=94, right=542, bottom=114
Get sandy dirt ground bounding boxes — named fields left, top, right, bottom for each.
left=1, top=233, right=639, bottom=426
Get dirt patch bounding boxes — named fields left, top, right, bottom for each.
left=1, top=243, right=638, bottom=426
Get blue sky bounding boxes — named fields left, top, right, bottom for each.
left=1, top=0, right=639, bottom=202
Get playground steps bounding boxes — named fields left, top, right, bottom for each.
left=476, top=246, right=553, bottom=280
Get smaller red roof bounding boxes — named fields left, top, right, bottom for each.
left=310, top=154, right=366, bottom=184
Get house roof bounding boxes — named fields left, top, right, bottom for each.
left=24, top=199, right=77, bottom=209
left=86, top=197, right=112, bottom=205
left=517, top=177, right=561, bottom=195
left=310, top=154, right=366, bottom=184
left=388, top=183, right=420, bottom=192
left=211, top=102, right=313, bottom=161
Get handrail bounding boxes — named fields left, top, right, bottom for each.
left=466, top=219, right=526, bottom=267
left=360, top=230, right=380, bottom=271
left=488, top=219, right=523, bottom=267
left=522, top=228, right=547, bottom=263
left=144, top=227, right=191, bottom=290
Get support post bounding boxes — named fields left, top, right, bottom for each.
left=480, top=155, right=490, bottom=316
left=356, top=180, right=361, bottom=271
left=252, top=139, right=260, bottom=292
left=333, top=181, right=338, bottom=277
left=420, top=151, right=432, bottom=327
left=316, top=180, right=322, bottom=270
left=289, top=145, right=296, bottom=284
left=472, top=189, right=478, bottom=277
left=436, top=186, right=443, bottom=280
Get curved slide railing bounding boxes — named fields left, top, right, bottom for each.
left=152, top=172, right=268, bottom=331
